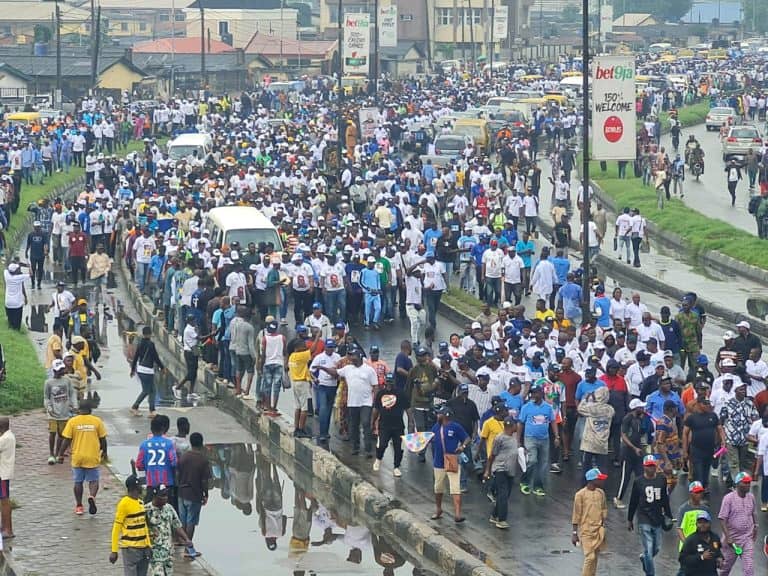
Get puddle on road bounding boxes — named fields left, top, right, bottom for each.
left=113, top=302, right=438, bottom=575
left=119, top=441, right=437, bottom=576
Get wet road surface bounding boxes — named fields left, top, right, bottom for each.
left=20, top=252, right=760, bottom=576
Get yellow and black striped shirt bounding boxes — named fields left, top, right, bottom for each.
left=111, top=495, right=151, bottom=552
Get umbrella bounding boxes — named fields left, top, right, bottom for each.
left=401, top=432, right=434, bottom=453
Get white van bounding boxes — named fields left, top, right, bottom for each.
left=204, top=206, right=284, bottom=251
left=167, top=133, right=213, bottom=163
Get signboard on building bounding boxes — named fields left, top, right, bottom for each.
left=343, top=13, right=370, bottom=75
left=592, top=55, right=636, bottom=160
left=379, top=5, right=397, bottom=48
left=493, top=5, right=509, bottom=41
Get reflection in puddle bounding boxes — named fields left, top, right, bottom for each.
left=195, top=443, right=434, bottom=576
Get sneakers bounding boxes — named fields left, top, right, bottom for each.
left=172, top=387, right=183, bottom=400
left=532, top=488, right=546, bottom=496
left=550, top=463, right=562, bottom=474
left=188, top=392, right=200, bottom=400
left=613, top=497, right=626, bottom=509
left=47, top=456, right=56, bottom=465
left=520, top=483, right=531, bottom=495
left=129, top=407, right=141, bottom=417
left=393, top=468, right=402, bottom=477
left=184, top=545, right=201, bottom=558
left=487, top=491, right=496, bottom=504
left=75, top=505, right=85, bottom=515
left=495, top=520, right=510, bottom=529
left=88, top=496, right=97, bottom=515
left=761, top=505, right=768, bottom=512
left=373, top=459, right=381, bottom=472
left=147, top=411, right=157, bottom=419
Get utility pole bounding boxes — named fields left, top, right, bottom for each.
left=90, top=0, right=97, bottom=90
left=91, top=5, right=101, bottom=90
left=580, top=0, right=590, bottom=317
left=280, top=0, right=284, bottom=79
left=373, top=0, right=379, bottom=98
left=468, top=0, right=475, bottom=71
left=337, top=0, right=344, bottom=190
left=55, top=0, right=61, bottom=98
left=489, top=0, right=494, bottom=75
left=199, top=0, right=206, bottom=89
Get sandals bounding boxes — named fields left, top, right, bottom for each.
left=430, top=512, right=443, bottom=520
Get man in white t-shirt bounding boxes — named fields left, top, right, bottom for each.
left=481, top=239, right=504, bottom=306
left=745, top=348, right=768, bottom=399
left=580, top=220, right=602, bottom=259
left=502, top=246, right=525, bottom=306
left=614, top=207, right=632, bottom=263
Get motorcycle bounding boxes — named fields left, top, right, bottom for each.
left=691, top=160, right=703, bottom=181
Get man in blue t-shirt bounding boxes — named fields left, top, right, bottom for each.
left=430, top=406, right=469, bottom=522
left=575, top=366, right=606, bottom=404
left=519, top=381, right=559, bottom=496
left=499, top=378, right=524, bottom=419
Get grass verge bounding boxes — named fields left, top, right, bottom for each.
left=594, top=172, right=768, bottom=269
left=0, top=139, right=155, bottom=414
left=443, top=288, right=487, bottom=321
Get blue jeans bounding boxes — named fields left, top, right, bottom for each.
left=136, top=262, right=150, bottom=293
left=260, top=364, right=283, bottom=408
left=423, top=289, right=442, bottom=331
left=316, top=385, right=337, bottom=440
left=279, top=286, right=288, bottom=320
left=484, top=277, right=501, bottom=306
left=363, top=292, right=381, bottom=326
left=218, top=341, right=231, bottom=382
left=521, top=436, right=549, bottom=490
left=323, top=290, right=346, bottom=325
left=639, top=523, right=662, bottom=576
left=381, top=286, right=394, bottom=321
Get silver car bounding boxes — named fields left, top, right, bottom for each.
left=433, top=134, right=473, bottom=158
left=705, top=106, right=736, bottom=131
left=722, top=125, right=763, bottom=162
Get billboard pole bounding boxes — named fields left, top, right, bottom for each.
left=580, top=0, right=590, bottom=319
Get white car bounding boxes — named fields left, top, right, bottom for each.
left=705, top=107, right=736, bottom=131
left=722, top=125, right=763, bottom=162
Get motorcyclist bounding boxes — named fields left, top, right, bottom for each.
left=684, top=134, right=699, bottom=163
left=689, top=143, right=704, bottom=174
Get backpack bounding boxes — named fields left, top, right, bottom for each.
left=748, top=195, right=762, bottom=215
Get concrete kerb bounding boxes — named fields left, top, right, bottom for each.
left=438, top=213, right=768, bottom=342
left=116, top=259, right=503, bottom=576
left=590, top=178, right=768, bottom=285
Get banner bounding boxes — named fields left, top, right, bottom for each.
left=343, top=13, right=370, bottom=75
left=359, top=107, right=378, bottom=140
left=379, top=5, right=397, bottom=48
left=493, top=5, right=508, bottom=41
left=592, top=55, right=636, bottom=160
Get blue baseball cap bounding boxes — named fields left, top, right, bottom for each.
left=296, top=324, right=308, bottom=333
left=697, top=354, right=708, bottom=365
left=585, top=468, right=607, bottom=481
left=324, top=339, right=337, bottom=347
left=458, top=383, right=469, bottom=393
left=312, top=302, right=322, bottom=309
left=696, top=511, right=711, bottom=522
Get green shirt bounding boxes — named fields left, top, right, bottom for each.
left=675, top=310, right=701, bottom=351
left=677, top=502, right=709, bottom=551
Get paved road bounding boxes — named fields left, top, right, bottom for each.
left=660, top=121, right=762, bottom=234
